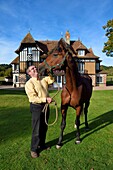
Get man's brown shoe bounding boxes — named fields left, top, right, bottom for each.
left=31, top=151, right=39, bottom=158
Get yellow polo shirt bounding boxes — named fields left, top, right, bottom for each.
left=25, top=76, right=54, bottom=104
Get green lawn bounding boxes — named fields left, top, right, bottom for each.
left=0, top=89, right=113, bottom=170
left=0, top=77, right=5, bottom=81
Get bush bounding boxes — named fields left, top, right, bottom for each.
left=0, top=71, right=5, bottom=77
left=0, top=81, right=13, bottom=85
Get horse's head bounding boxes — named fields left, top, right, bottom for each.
left=39, top=38, right=76, bottom=74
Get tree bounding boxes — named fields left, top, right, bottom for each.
left=102, top=19, right=113, bottom=57
left=4, top=68, right=12, bottom=78
left=0, top=64, right=12, bottom=77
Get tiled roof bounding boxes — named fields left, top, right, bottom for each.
left=71, top=40, right=89, bottom=51
left=41, top=40, right=58, bottom=52
left=14, top=32, right=100, bottom=60
left=21, top=32, right=35, bottom=44
left=15, top=32, right=36, bottom=54
left=70, top=41, right=99, bottom=59
left=89, top=48, right=94, bottom=54
left=10, top=56, right=19, bottom=64
left=85, top=52, right=99, bottom=59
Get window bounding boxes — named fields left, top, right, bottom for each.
left=97, top=76, right=103, bottom=83
left=15, top=76, right=19, bottom=82
left=27, top=47, right=32, bottom=55
left=78, top=62, right=84, bottom=73
left=78, top=50, right=85, bottom=56
left=85, top=59, right=95, bottom=62
left=57, top=76, right=61, bottom=83
left=14, top=65, right=19, bottom=72
left=96, top=63, right=100, bottom=70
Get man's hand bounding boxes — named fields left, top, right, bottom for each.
left=46, top=97, right=52, bottom=104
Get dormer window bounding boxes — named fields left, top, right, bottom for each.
left=27, top=47, right=32, bottom=55
left=78, top=50, right=85, bottom=56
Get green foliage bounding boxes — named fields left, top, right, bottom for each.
left=0, top=89, right=113, bottom=170
left=100, top=65, right=113, bottom=76
left=4, top=68, right=12, bottom=77
left=0, top=64, right=12, bottom=71
left=0, top=64, right=12, bottom=77
left=102, top=19, right=113, bottom=57
left=0, top=71, right=5, bottom=77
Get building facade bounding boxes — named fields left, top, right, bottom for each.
left=11, top=31, right=106, bottom=87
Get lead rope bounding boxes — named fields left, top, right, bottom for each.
left=42, top=82, right=61, bottom=126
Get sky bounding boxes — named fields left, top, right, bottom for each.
left=0, top=0, right=113, bottom=66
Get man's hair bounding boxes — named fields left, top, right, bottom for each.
left=26, top=67, right=30, bottom=74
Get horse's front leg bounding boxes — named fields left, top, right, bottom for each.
left=56, top=105, right=68, bottom=149
left=75, top=106, right=83, bottom=144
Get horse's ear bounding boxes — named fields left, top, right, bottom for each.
left=58, top=38, right=65, bottom=47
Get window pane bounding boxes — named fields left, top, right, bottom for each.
left=28, top=47, right=32, bottom=55
left=78, top=50, right=85, bottom=56
left=97, top=76, right=103, bottom=83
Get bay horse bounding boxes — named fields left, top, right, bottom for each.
left=39, top=38, right=92, bottom=148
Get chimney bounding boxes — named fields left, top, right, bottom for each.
left=65, top=30, right=70, bottom=45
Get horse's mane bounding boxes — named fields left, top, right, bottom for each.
left=58, top=38, right=76, bottom=55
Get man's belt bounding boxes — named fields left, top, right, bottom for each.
left=30, top=102, right=45, bottom=106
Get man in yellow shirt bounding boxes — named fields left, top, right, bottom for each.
left=25, top=65, right=54, bottom=158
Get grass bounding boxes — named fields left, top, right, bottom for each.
left=0, top=77, right=5, bottom=81
left=0, top=89, right=113, bottom=170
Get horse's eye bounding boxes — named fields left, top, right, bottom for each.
left=57, top=47, right=62, bottom=52
left=58, top=47, right=62, bottom=52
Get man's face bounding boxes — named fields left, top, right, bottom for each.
left=28, top=66, right=38, bottom=77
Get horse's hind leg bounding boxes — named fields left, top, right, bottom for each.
left=75, top=114, right=81, bottom=144
left=84, top=101, right=90, bottom=130
left=56, top=105, right=68, bottom=149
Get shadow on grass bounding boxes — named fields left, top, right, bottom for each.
left=0, top=89, right=26, bottom=95
left=0, top=99, right=113, bottom=148
left=46, top=110, right=113, bottom=147
left=0, top=106, right=31, bottom=142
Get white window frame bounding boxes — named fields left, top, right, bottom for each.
left=78, top=50, right=85, bottom=56
left=96, top=76, right=103, bottom=83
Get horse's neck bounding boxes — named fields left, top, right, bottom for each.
left=65, top=66, right=78, bottom=91
left=65, top=67, right=73, bottom=91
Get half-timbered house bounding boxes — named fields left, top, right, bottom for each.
left=11, top=31, right=106, bottom=87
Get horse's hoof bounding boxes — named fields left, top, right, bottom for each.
left=74, top=124, right=77, bottom=128
left=56, top=145, right=62, bottom=149
left=75, top=140, right=81, bottom=144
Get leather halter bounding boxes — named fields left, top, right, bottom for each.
left=43, top=52, right=68, bottom=74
